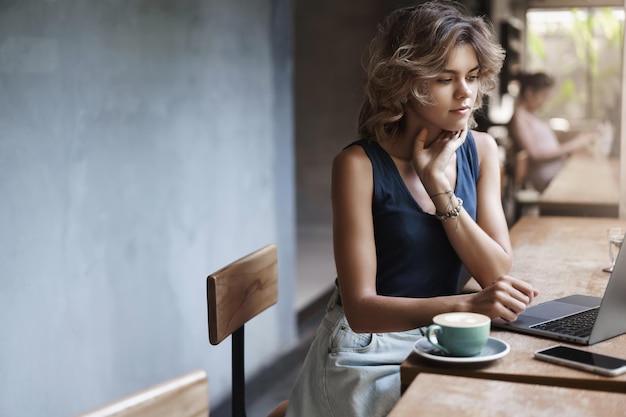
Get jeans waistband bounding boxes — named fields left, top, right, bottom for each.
left=326, top=286, right=342, bottom=311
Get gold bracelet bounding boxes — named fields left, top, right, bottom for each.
left=429, top=189, right=453, bottom=199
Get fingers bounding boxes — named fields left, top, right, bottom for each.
left=509, top=276, right=537, bottom=305
left=500, top=277, right=538, bottom=321
left=412, top=127, right=466, bottom=183
left=414, top=128, right=464, bottom=151
left=412, top=127, right=429, bottom=152
left=495, top=304, right=522, bottom=323
left=450, top=129, right=467, bottom=149
left=432, top=129, right=467, bottom=153
left=474, top=276, right=538, bottom=322
left=437, top=129, right=464, bottom=142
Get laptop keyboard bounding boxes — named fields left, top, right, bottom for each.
left=530, top=307, right=599, bottom=338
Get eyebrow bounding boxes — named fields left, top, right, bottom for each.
left=441, top=65, right=480, bottom=74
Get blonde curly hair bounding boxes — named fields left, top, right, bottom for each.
left=358, top=1, right=505, bottom=142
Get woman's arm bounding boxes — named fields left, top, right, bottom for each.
left=415, top=129, right=538, bottom=318
left=332, top=146, right=470, bottom=332
left=332, top=143, right=536, bottom=334
left=444, top=130, right=513, bottom=285
left=509, top=112, right=594, bottom=161
left=413, top=129, right=512, bottom=285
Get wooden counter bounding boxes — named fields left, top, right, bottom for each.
left=400, top=216, right=626, bottom=393
left=539, top=153, right=619, bottom=217
left=389, top=373, right=626, bottom=417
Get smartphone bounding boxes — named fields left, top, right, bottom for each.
left=534, top=345, right=626, bottom=377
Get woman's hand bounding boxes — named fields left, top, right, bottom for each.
left=573, top=131, right=597, bottom=149
left=411, top=127, right=467, bottom=195
left=468, top=275, right=539, bottom=322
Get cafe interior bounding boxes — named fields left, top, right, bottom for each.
left=1, top=0, right=625, bottom=416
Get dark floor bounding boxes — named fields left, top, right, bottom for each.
left=211, top=291, right=328, bottom=417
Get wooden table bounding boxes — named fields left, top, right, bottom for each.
left=400, top=216, right=626, bottom=393
left=389, top=373, right=626, bottom=417
left=539, top=153, right=619, bottom=217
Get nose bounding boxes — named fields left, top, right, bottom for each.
left=455, top=80, right=472, bottom=99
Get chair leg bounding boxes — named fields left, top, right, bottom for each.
left=232, top=326, right=246, bottom=417
left=514, top=201, right=522, bottom=224
left=230, top=325, right=288, bottom=417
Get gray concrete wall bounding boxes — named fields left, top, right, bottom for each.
left=295, top=0, right=381, bottom=227
left=0, top=0, right=296, bottom=415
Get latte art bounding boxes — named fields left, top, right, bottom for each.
left=434, top=312, right=491, bottom=327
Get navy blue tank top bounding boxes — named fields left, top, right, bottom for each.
left=350, top=132, right=479, bottom=298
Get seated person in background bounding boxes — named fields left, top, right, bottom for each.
left=507, top=72, right=596, bottom=192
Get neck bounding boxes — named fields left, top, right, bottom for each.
left=381, top=124, right=442, bottom=161
left=381, top=137, right=413, bottom=161
left=517, top=97, right=537, bottom=113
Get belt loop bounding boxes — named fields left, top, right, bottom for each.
left=326, top=286, right=342, bottom=311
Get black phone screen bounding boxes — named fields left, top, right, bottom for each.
left=540, top=346, right=626, bottom=370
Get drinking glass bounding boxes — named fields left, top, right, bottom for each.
left=603, top=227, right=625, bottom=273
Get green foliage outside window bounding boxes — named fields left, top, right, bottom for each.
left=526, top=8, right=623, bottom=126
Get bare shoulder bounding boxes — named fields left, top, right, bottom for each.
left=470, top=129, right=497, bottom=148
left=470, top=130, right=498, bottom=160
left=332, top=142, right=372, bottom=175
left=332, top=142, right=374, bottom=209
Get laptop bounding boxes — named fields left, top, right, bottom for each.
left=493, top=233, right=626, bottom=345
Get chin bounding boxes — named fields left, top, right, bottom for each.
left=450, top=118, right=471, bottom=131
left=442, top=123, right=468, bottom=132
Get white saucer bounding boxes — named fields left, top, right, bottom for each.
left=413, top=336, right=510, bottom=364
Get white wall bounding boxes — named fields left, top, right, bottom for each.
left=0, top=0, right=296, bottom=415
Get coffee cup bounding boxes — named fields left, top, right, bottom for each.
left=425, top=312, right=490, bottom=357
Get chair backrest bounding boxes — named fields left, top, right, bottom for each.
left=206, top=243, right=279, bottom=417
left=75, top=370, right=209, bottom=417
left=207, top=244, right=278, bottom=345
left=514, top=149, right=530, bottom=187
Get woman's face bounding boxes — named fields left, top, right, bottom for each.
left=409, top=44, right=480, bottom=133
left=524, top=86, right=552, bottom=111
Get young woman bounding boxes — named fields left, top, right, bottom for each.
left=508, top=71, right=596, bottom=192
left=286, top=2, right=538, bottom=416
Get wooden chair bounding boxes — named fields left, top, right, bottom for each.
left=512, top=149, right=540, bottom=220
left=206, top=243, right=288, bottom=417
left=75, top=369, right=209, bottom=417
left=503, top=145, right=540, bottom=224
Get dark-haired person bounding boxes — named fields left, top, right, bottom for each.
left=508, top=71, right=596, bottom=192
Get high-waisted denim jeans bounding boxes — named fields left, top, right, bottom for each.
left=286, top=288, right=421, bottom=417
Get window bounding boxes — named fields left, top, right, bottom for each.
left=525, top=8, right=624, bottom=128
